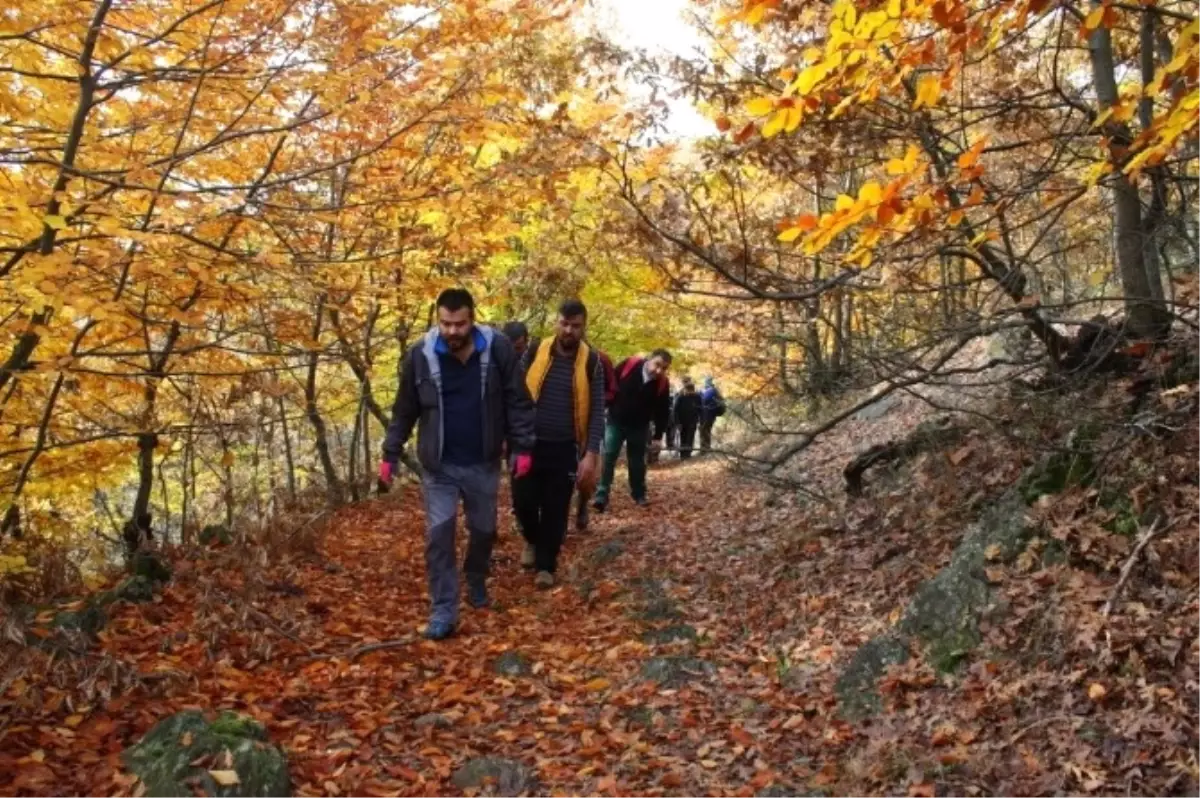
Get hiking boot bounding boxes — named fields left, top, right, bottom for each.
left=423, top=620, right=456, bottom=641
left=575, top=503, right=590, bottom=533
left=591, top=498, right=607, bottom=514
left=635, top=497, right=651, bottom=508
left=467, top=577, right=489, bottom=609
left=535, top=571, right=555, bottom=590
left=521, top=543, right=536, bottom=570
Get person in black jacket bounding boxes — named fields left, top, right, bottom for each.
left=592, top=349, right=672, bottom=510
left=378, top=289, right=535, bottom=641
left=672, top=377, right=703, bottom=459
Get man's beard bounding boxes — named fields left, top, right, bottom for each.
left=556, top=335, right=580, bottom=352
left=446, top=334, right=469, bottom=351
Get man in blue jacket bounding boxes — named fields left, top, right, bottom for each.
left=378, top=289, right=535, bottom=640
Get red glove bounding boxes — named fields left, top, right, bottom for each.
left=513, top=453, right=533, bottom=479
left=378, top=461, right=393, bottom=484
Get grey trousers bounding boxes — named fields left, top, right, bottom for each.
left=421, top=462, right=500, bottom=624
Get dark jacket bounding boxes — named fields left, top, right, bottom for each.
left=382, top=325, right=535, bottom=472
left=609, top=357, right=671, bottom=439
left=673, top=390, right=702, bottom=426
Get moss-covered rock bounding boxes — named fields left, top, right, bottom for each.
left=835, top=635, right=909, bottom=720
left=640, top=656, right=715, bottom=687
left=199, top=524, right=233, bottom=546
left=641, top=624, right=698, bottom=645
left=451, top=757, right=536, bottom=796
left=131, top=550, right=172, bottom=583
left=1017, top=427, right=1098, bottom=504
left=47, top=573, right=159, bottom=641
left=837, top=492, right=1031, bottom=720
left=492, top=650, right=532, bottom=678
left=123, top=710, right=290, bottom=797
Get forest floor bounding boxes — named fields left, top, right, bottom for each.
left=1, top=377, right=1197, bottom=797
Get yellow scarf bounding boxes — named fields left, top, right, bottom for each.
left=525, top=339, right=591, bottom=446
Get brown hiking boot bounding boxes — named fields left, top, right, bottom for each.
left=535, top=571, right=555, bottom=590
left=575, top=503, right=589, bottom=533
left=521, top=543, right=536, bottom=570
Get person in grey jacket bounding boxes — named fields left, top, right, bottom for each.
left=378, top=288, right=535, bottom=640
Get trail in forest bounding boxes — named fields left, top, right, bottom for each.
left=4, top=459, right=832, bottom=797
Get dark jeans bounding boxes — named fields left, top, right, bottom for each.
left=679, top=420, right=698, bottom=458
left=513, top=441, right=577, bottom=573
left=700, top=418, right=715, bottom=451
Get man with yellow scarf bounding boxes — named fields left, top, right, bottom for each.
left=516, top=299, right=605, bottom=589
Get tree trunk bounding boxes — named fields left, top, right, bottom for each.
left=1088, top=9, right=1171, bottom=339
left=304, top=295, right=343, bottom=506
left=276, top=395, right=297, bottom=502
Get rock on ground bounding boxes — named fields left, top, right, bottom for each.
left=123, top=711, right=290, bottom=797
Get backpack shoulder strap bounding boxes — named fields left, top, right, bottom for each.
left=619, top=357, right=643, bottom=381
left=476, top=326, right=495, bottom=398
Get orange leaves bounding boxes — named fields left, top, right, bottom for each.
left=1082, top=2, right=1120, bottom=34
left=956, top=137, right=988, bottom=170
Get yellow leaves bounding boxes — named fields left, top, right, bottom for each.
left=858, top=181, right=882, bottom=205
left=746, top=98, right=802, bottom=138
left=0, top=554, right=34, bottom=577
left=583, top=678, right=611, bottom=692
left=1087, top=683, right=1107, bottom=701
left=761, top=107, right=800, bottom=137
left=912, top=74, right=942, bottom=110
left=43, top=215, right=67, bottom=230
left=1082, top=2, right=1119, bottom=33
left=887, top=144, right=923, bottom=176
left=208, top=770, right=240, bottom=787
left=745, top=97, right=775, bottom=117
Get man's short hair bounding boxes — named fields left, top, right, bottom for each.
left=436, top=288, right=475, bottom=314
left=558, top=298, right=587, bottom=320
left=650, top=348, right=673, bottom=363
left=502, top=320, right=528, bottom=341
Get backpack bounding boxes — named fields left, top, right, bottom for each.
left=596, top=350, right=618, bottom=407
left=712, top=393, right=727, bottom=417
left=619, top=357, right=669, bottom=396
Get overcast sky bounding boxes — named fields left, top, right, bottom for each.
left=588, top=0, right=715, bottom=139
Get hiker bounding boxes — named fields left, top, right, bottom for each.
left=699, top=375, right=726, bottom=452
left=379, top=288, right=535, bottom=640
left=515, top=299, right=604, bottom=588
left=673, top=377, right=702, bottom=459
left=592, top=349, right=672, bottom=511
left=571, top=344, right=616, bottom=533
left=501, top=319, right=533, bottom=538
left=502, top=320, right=531, bottom=358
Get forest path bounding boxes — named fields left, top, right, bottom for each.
left=5, top=458, right=847, bottom=797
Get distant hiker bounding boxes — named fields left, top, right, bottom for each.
left=572, top=344, right=616, bottom=533
left=664, top=384, right=679, bottom=452
left=673, top=377, right=702, bottom=459
left=501, top=319, right=533, bottom=539
left=502, top=320, right=531, bottom=359
left=379, top=288, right=535, bottom=640
left=592, top=349, right=672, bottom=511
left=699, top=375, right=726, bottom=452
left=515, top=299, right=604, bottom=588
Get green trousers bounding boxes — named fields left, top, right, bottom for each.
left=594, top=422, right=648, bottom=504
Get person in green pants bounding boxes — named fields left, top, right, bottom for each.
left=592, top=350, right=673, bottom=510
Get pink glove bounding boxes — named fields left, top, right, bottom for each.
left=513, top=453, right=533, bottom=479
left=378, top=461, right=393, bottom=484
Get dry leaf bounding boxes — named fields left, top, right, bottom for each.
left=208, top=770, right=240, bottom=787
